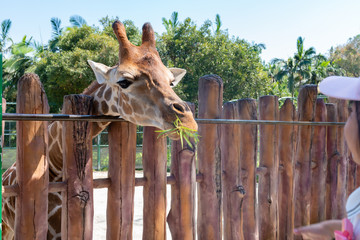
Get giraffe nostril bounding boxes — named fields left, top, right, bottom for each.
left=172, top=103, right=186, bottom=114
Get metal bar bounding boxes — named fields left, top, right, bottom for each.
left=3, top=113, right=345, bottom=126
left=3, top=113, right=126, bottom=122
left=195, top=119, right=345, bottom=126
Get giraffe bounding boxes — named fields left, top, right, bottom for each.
left=2, top=20, right=198, bottom=240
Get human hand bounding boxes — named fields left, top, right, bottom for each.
left=294, top=220, right=342, bottom=240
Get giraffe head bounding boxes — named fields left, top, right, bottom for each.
left=88, top=21, right=197, bottom=139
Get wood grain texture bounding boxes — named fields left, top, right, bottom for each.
left=197, top=75, right=223, bottom=240
left=61, top=95, right=94, bottom=240
left=15, top=73, right=49, bottom=240
left=258, top=95, right=279, bottom=240
left=142, top=126, right=167, bottom=240
left=278, top=99, right=296, bottom=240
left=106, top=121, right=136, bottom=240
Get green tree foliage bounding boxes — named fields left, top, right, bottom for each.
left=157, top=12, right=271, bottom=103
left=35, top=25, right=118, bottom=112
left=329, top=34, right=360, bottom=77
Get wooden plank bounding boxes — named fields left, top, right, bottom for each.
left=15, top=73, right=49, bottom=239
left=221, top=101, right=243, bottom=240
left=310, top=99, right=327, bottom=223
left=106, top=121, right=137, bottom=240
left=325, top=103, right=338, bottom=219
left=61, top=94, right=94, bottom=240
left=142, top=126, right=167, bottom=240
left=238, top=98, right=258, bottom=239
left=197, top=75, right=223, bottom=240
left=293, top=85, right=317, bottom=232
left=258, top=95, right=279, bottom=240
left=167, top=103, right=196, bottom=240
left=278, top=99, right=296, bottom=240
left=334, top=99, right=348, bottom=218
left=167, top=146, right=196, bottom=240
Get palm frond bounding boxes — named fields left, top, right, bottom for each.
left=215, top=14, right=222, bottom=34
left=50, top=17, right=63, bottom=37
left=1, top=19, right=12, bottom=40
left=70, top=15, right=87, bottom=27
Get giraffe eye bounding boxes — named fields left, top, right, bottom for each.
left=117, top=79, right=132, bottom=89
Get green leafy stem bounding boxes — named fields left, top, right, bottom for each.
left=156, top=115, right=200, bottom=149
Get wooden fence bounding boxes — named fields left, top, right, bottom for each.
left=2, top=73, right=357, bottom=240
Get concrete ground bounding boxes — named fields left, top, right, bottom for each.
left=93, top=171, right=172, bottom=240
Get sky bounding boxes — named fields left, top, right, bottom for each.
left=2, top=0, right=360, bottom=63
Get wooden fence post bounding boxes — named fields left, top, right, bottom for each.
left=106, top=121, right=137, bottom=240
left=15, top=73, right=49, bottom=239
left=278, top=99, right=296, bottom=240
left=197, top=75, right=223, bottom=240
left=310, top=99, right=327, bottom=223
left=325, top=103, right=338, bottom=219
left=61, top=94, right=94, bottom=240
left=293, top=85, right=317, bottom=232
left=332, top=99, right=348, bottom=219
left=258, top=95, right=279, bottom=240
left=221, top=101, right=243, bottom=240
left=238, top=99, right=258, bottom=239
left=167, top=103, right=196, bottom=240
left=142, top=126, right=167, bottom=240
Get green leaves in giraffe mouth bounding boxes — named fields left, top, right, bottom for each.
left=156, top=115, right=200, bottom=149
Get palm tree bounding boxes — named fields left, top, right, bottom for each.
left=293, top=36, right=316, bottom=82
left=271, top=57, right=299, bottom=97
left=272, top=36, right=317, bottom=96
left=162, top=12, right=179, bottom=35
left=1, top=19, right=13, bottom=53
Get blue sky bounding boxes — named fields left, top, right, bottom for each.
left=2, top=0, right=360, bottom=63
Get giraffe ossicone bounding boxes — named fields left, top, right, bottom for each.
left=2, top=20, right=198, bottom=240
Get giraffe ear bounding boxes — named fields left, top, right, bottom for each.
left=88, top=60, right=111, bottom=84
left=169, top=68, right=186, bottom=87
